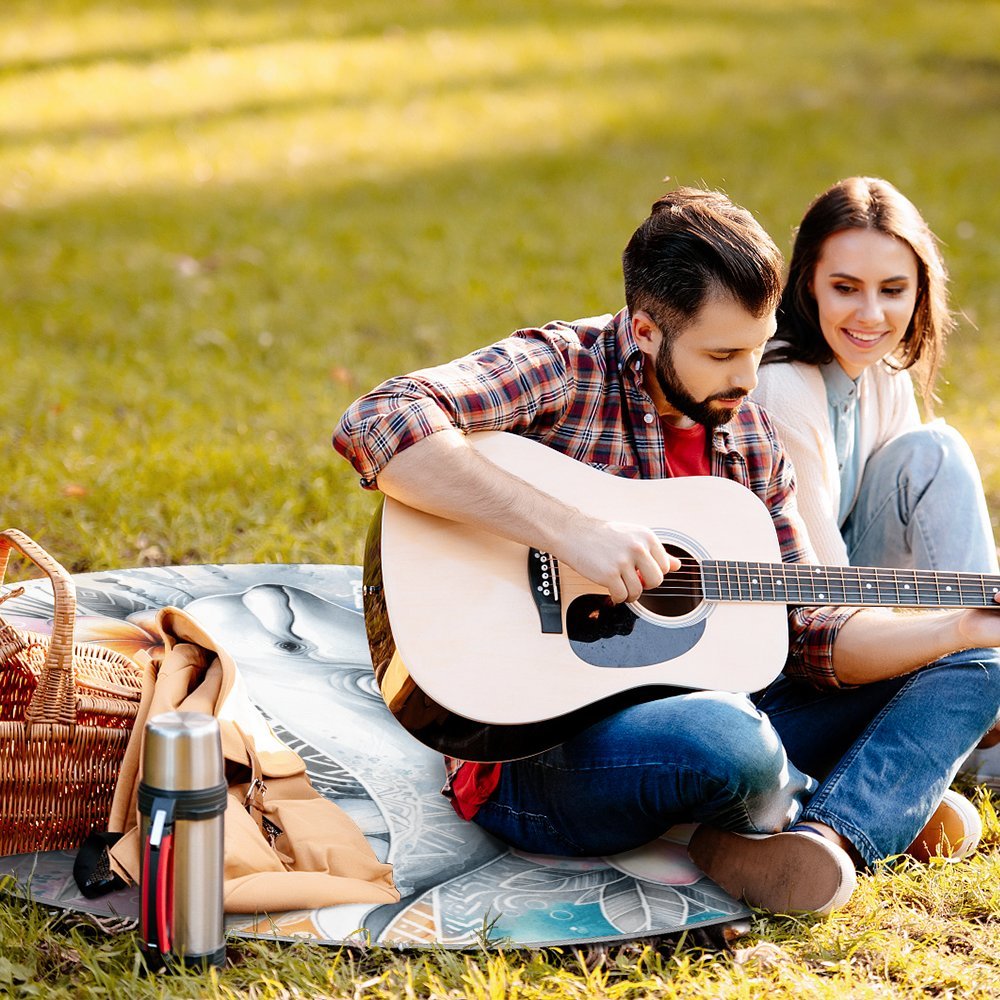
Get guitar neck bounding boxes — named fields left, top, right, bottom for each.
left=701, top=561, right=1000, bottom=609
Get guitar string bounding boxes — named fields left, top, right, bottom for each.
left=642, top=573, right=1000, bottom=599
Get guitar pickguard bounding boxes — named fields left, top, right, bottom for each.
left=566, top=594, right=706, bottom=667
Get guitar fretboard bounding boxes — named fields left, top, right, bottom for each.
left=701, top=561, right=1000, bottom=609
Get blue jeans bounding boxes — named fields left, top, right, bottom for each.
left=473, top=691, right=815, bottom=857
left=841, top=422, right=1000, bottom=787
left=843, top=423, right=999, bottom=573
left=755, top=647, right=1000, bottom=865
left=475, top=649, right=1000, bottom=867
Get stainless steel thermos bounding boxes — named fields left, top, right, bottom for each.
left=139, top=711, right=227, bottom=970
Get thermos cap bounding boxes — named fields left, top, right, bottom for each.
left=142, top=711, right=225, bottom=791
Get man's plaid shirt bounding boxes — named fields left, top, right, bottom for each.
left=334, top=309, right=859, bottom=808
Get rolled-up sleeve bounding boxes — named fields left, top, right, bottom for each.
left=333, top=332, right=574, bottom=488
left=333, top=390, right=458, bottom=488
left=785, top=605, right=858, bottom=687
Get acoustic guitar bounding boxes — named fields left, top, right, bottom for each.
left=362, top=431, right=1000, bottom=762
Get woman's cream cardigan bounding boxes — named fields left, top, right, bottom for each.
left=752, top=358, right=921, bottom=566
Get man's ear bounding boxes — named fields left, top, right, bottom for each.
left=631, top=310, right=662, bottom=357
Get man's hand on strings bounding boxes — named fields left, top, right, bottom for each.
left=555, top=517, right=680, bottom=604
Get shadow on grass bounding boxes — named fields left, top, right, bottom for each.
left=1, top=0, right=821, bottom=78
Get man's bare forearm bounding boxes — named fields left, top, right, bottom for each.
left=376, top=429, right=575, bottom=548
left=375, top=429, right=676, bottom=604
left=833, top=604, right=1000, bottom=684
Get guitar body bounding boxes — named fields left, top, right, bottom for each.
left=363, top=432, right=790, bottom=761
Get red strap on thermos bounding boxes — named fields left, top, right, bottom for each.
left=141, top=799, right=176, bottom=962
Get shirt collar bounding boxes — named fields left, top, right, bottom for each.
left=820, top=359, right=860, bottom=406
left=711, top=423, right=734, bottom=455
left=616, top=308, right=645, bottom=379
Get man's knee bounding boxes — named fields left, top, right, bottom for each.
left=650, top=691, right=789, bottom=791
left=670, top=692, right=808, bottom=831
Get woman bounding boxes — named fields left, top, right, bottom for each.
left=753, top=176, right=1000, bottom=857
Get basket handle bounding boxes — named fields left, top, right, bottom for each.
left=0, top=528, right=78, bottom=728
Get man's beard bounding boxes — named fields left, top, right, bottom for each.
left=654, top=339, right=748, bottom=429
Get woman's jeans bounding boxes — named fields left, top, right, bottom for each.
left=475, top=426, right=1000, bottom=867
left=756, top=648, right=1000, bottom=865
left=842, top=422, right=999, bottom=574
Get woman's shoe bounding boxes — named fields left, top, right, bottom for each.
left=906, top=789, right=982, bottom=862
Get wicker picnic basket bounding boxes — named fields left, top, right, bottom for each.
left=0, top=528, right=144, bottom=856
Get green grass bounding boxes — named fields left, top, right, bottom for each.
left=4, top=799, right=1000, bottom=997
left=3, top=0, right=1000, bottom=995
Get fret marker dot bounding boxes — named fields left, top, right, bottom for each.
left=946, top=586, right=953, bottom=591
left=819, top=593, right=825, bottom=599
left=904, top=584, right=910, bottom=589
left=752, top=578, right=758, bottom=584
left=865, top=583, right=872, bottom=589
left=776, top=581, right=783, bottom=587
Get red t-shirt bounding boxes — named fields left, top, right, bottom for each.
left=448, top=420, right=710, bottom=820
left=660, top=419, right=710, bottom=477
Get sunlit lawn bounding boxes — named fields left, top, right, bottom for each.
left=3, top=0, right=1000, bottom=996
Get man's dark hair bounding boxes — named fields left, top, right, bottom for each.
left=622, top=187, right=783, bottom=340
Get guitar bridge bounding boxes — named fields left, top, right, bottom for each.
left=528, top=549, right=563, bottom=633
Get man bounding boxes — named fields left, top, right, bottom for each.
left=333, top=188, right=1000, bottom=915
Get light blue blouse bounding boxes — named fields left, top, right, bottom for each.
left=820, top=360, right=864, bottom=527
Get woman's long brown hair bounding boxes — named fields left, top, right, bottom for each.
left=764, top=177, right=953, bottom=410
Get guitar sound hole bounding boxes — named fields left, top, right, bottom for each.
left=636, top=543, right=703, bottom=618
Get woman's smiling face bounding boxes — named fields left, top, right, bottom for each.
left=811, top=228, right=919, bottom=379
